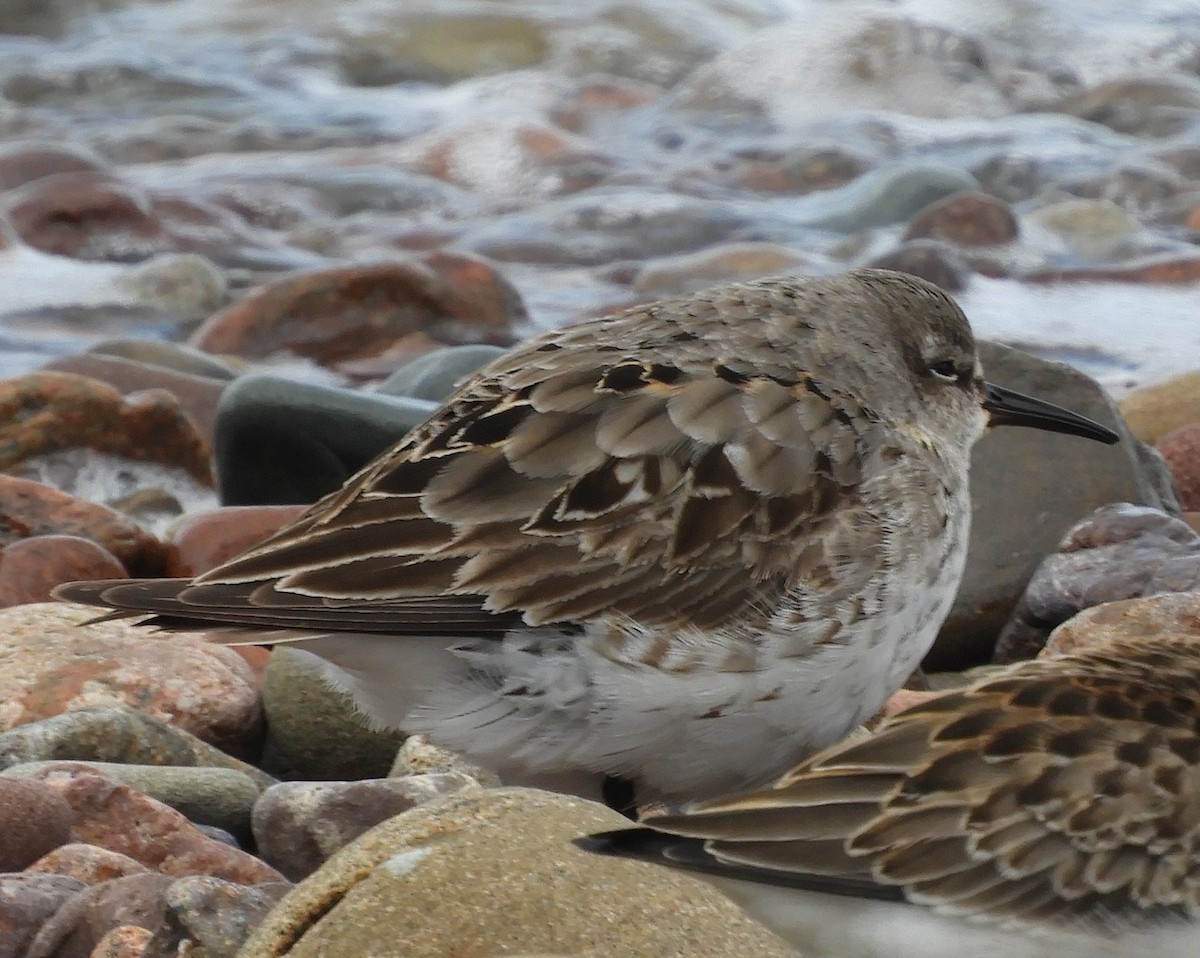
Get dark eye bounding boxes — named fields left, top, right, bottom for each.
left=929, top=360, right=959, bottom=382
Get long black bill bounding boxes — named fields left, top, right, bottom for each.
left=983, top=383, right=1119, bottom=444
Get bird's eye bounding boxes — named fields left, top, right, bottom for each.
left=928, top=360, right=960, bottom=382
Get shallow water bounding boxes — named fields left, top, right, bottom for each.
left=1, top=0, right=1198, bottom=390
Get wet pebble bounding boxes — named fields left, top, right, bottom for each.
left=189, top=253, right=522, bottom=371
left=903, top=190, right=1019, bottom=246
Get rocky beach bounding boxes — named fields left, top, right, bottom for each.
left=2, top=0, right=1200, bottom=954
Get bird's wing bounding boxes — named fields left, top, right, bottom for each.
left=636, top=634, right=1200, bottom=926
left=59, top=289, right=883, bottom=638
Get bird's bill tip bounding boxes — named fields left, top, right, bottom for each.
left=982, top=383, right=1119, bottom=444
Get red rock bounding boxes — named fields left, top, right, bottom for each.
left=4, top=171, right=171, bottom=261
left=86, top=925, right=152, bottom=958
left=0, top=873, right=87, bottom=958
left=0, top=777, right=73, bottom=869
left=23, top=873, right=174, bottom=958
left=0, top=476, right=165, bottom=576
left=903, top=190, right=1019, bottom=246
left=0, top=603, right=261, bottom=752
left=0, top=142, right=108, bottom=191
left=1156, top=422, right=1200, bottom=510
left=40, top=354, right=227, bottom=449
left=0, top=372, right=212, bottom=486
left=27, top=843, right=150, bottom=885
left=0, top=535, right=126, bottom=605
left=189, top=253, right=523, bottom=368
left=25, top=764, right=285, bottom=884
left=162, top=505, right=308, bottom=577
left=550, top=79, right=657, bottom=134
left=1042, top=591, right=1200, bottom=658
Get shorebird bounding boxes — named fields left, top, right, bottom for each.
left=56, top=269, right=1118, bottom=806
left=582, top=632, right=1200, bottom=957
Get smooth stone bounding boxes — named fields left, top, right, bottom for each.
left=0, top=604, right=261, bottom=757
left=107, top=253, right=226, bottom=320
left=0, top=705, right=275, bottom=789
left=1057, top=77, right=1200, bottom=138
left=1042, top=590, right=1200, bottom=658
left=213, top=375, right=437, bottom=505
left=930, top=342, right=1180, bottom=670
left=902, top=190, right=1019, bottom=246
left=994, top=503, right=1200, bottom=663
left=865, top=239, right=969, bottom=292
left=1119, top=369, right=1200, bottom=444
left=3, top=762, right=263, bottom=838
left=0, top=873, right=88, bottom=958
left=252, top=775, right=480, bottom=880
left=188, top=255, right=522, bottom=366
left=338, top=12, right=550, bottom=84
left=0, top=140, right=108, bottom=190
left=1025, top=198, right=1140, bottom=260
left=0, top=535, right=126, bottom=605
left=86, top=339, right=239, bottom=380
left=162, top=505, right=308, bottom=577
left=787, top=162, right=981, bottom=233
left=20, top=762, right=285, bottom=885
left=0, top=777, right=73, bottom=869
left=260, top=648, right=405, bottom=781
left=237, top=788, right=792, bottom=958
left=396, top=118, right=612, bottom=197
left=0, top=371, right=212, bottom=486
left=375, top=344, right=504, bottom=403
left=4, top=170, right=171, bottom=262
left=460, top=191, right=755, bottom=266
left=631, top=242, right=816, bottom=297
left=0, top=475, right=165, bottom=575
left=388, top=734, right=501, bottom=786
left=27, top=843, right=150, bottom=885
left=1157, top=422, right=1200, bottom=510
left=41, top=353, right=228, bottom=447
